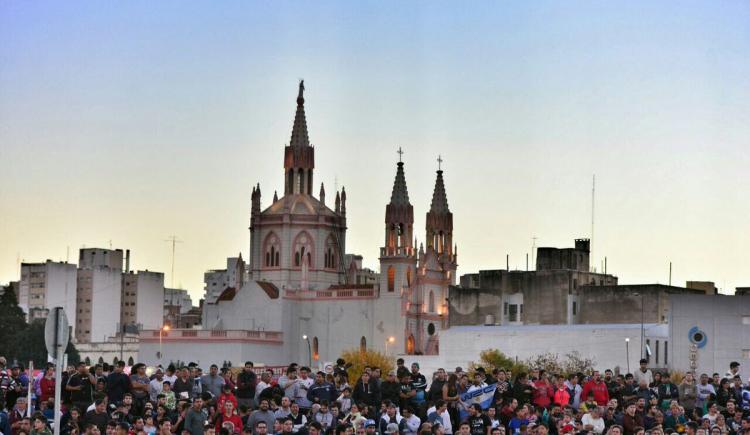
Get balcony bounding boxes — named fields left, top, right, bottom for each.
left=284, top=286, right=377, bottom=300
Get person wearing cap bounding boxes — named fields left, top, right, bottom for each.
left=384, top=422, right=401, bottom=435
left=724, top=362, right=740, bottom=380
left=364, top=419, right=378, bottom=435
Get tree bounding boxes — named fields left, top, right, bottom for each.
left=14, top=319, right=81, bottom=367
left=469, top=349, right=528, bottom=377
left=0, top=285, right=29, bottom=359
left=524, top=351, right=596, bottom=376
left=339, top=348, right=395, bottom=383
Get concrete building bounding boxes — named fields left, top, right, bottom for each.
left=577, top=284, right=703, bottom=324
left=76, top=334, right=139, bottom=367
left=735, top=287, right=750, bottom=296
left=164, top=288, right=193, bottom=314
left=78, top=248, right=125, bottom=270
left=203, top=256, right=245, bottom=305
left=451, top=240, right=617, bottom=326
left=76, top=248, right=124, bottom=343
left=686, top=281, right=718, bottom=295
left=669, top=294, right=750, bottom=378
left=141, top=82, right=457, bottom=366
left=121, top=270, right=165, bottom=330
left=18, top=261, right=78, bottom=331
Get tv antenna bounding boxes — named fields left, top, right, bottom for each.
left=164, top=235, right=183, bottom=288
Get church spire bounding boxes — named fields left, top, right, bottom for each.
left=284, top=80, right=315, bottom=195
left=425, top=157, right=453, bottom=256
left=389, top=148, right=410, bottom=206
left=290, top=80, right=310, bottom=148
left=429, top=165, right=450, bottom=213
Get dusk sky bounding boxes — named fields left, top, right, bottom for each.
left=1, top=1, right=749, bottom=300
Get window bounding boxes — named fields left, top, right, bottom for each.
left=509, top=304, right=518, bottom=322
left=428, top=291, right=435, bottom=312
left=360, top=336, right=367, bottom=352
left=387, top=267, right=395, bottom=292
left=406, top=268, right=412, bottom=287
left=665, top=341, right=669, bottom=365
left=312, top=337, right=319, bottom=360
left=503, top=302, right=509, bottom=315
left=656, top=340, right=660, bottom=364
left=572, top=301, right=577, bottom=316
left=573, top=278, right=577, bottom=289
left=427, top=323, right=436, bottom=336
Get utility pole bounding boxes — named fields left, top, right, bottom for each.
left=164, top=236, right=183, bottom=288
left=591, top=174, right=595, bottom=272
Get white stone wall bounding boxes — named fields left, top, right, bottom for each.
left=91, top=267, right=123, bottom=342
left=139, top=339, right=285, bottom=368
left=669, top=294, right=750, bottom=378
left=44, top=262, right=79, bottom=335
left=135, top=271, right=165, bottom=330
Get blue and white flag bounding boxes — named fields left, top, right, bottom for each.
left=458, top=384, right=497, bottom=420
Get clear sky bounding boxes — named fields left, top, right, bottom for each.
left=1, top=1, right=749, bottom=301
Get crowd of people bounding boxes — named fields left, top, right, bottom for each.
left=1, top=355, right=749, bottom=435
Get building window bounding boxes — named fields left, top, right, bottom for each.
left=312, top=337, right=319, bottom=360
left=387, top=267, right=395, bottom=292
left=503, top=302, right=508, bottom=315
left=665, top=341, right=669, bottom=365
left=427, top=323, right=436, bottom=336
left=509, top=305, right=518, bottom=322
left=360, top=336, right=366, bottom=352
left=573, top=278, right=577, bottom=289
left=656, top=340, right=660, bottom=364
left=406, top=268, right=412, bottom=287
left=428, top=291, right=435, bottom=313
left=572, top=301, right=577, bottom=316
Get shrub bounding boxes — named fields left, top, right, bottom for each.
left=339, top=348, right=395, bottom=383
left=469, top=349, right=529, bottom=377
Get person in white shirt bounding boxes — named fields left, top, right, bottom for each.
left=633, top=359, right=653, bottom=387
left=149, top=369, right=165, bottom=402
left=581, top=407, right=605, bottom=434
left=402, top=406, right=421, bottom=435
left=254, top=372, right=271, bottom=403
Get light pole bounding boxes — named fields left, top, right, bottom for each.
left=385, top=336, right=395, bottom=355
left=158, top=325, right=170, bottom=364
left=302, top=335, right=312, bottom=368
left=633, top=292, right=645, bottom=360
left=625, top=338, right=630, bottom=373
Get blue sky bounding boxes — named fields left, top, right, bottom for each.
left=1, top=1, right=749, bottom=298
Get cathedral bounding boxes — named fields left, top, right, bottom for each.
left=154, top=82, right=457, bottom=367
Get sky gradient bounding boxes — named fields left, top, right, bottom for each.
left=1, top=1, right=749, bottom=300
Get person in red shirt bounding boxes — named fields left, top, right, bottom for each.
left=553, top=375, right=571, bottom=407
left=216, top=399, right=243, bottom=434
left=581, top=371, right=610, bottom=406
left=532, top=370, right=554, bottom=409
left=216, top=384, right=238, bottom=412
left=39, top=367, right=57, bottom=403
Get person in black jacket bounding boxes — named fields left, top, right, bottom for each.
left=380, top=371, right=401, bottom=407
left=352, top=372, right=380, bottom=410
left=236, top=362, right=257, bottom=409
left=512, top=373, right=533, bottom=406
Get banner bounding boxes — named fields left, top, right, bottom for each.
left=458, top=384, right=497, bottom=420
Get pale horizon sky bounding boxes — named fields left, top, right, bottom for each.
left=1, top=1, right=749, bottom=301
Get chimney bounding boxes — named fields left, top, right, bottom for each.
left=125, top=249, right=131, bottom=273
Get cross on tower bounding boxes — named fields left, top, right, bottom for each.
left=437, top=155, right=443, bottom=170
left=397, top=147, right=404, bottom=162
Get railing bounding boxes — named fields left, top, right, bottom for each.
left=380, top=246, right=415, bottom=257
left=284, top=287, right=377, bottom=299
left=143, top=329, right=283, bottom=342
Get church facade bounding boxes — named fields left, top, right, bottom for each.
left=140, top=82, right=457, bottom=367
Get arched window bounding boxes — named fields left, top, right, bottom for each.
left=85, top=357, right=91, bottom=365
left=360, top=336, right=367, bottom=352
left=127, top=356, right=134, bottom=366
left=287, top=170, right=294, bottom=194
left=428, top=290, right=435, bottom=313
left=293, top=232, right=314, bottom=269
left=113, top=357, right=119, bottom=365
left=428, top=323, right=436, bottom=336
left=295, top=252, right=301, bottom=267
left=264, top=233, right=281, bottom=268
left=98, top=357, right=104, bottom=364
left=325, top=235, right=337, bottom=269
left=387, top=267, right=395, bottom=292
left=406, top=268, right=412, bottom=287
left=312, top=337, right=319, bottom=360
left=406, top=335, right=415, bottom=354
left=297, top=168, right=304, bottom=194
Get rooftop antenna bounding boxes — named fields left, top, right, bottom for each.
left=531, top=236, right=537, bottom=270
left=109, top=239, right=113, bottom=249
left=591, top=174, right=595, bottom=272
left=164, top=235, right=183, bottom=288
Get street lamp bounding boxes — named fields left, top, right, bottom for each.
left=158, top=325, right=170, bottom=363
left=632, top=292, right=645, bottom=360
left=385, top=336, right=395, bottom=355
left=302, top=335, right=312, bottom=368
left=625, top=338, right=630, bottom=373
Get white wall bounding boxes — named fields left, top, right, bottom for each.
left=669, top=294, right=750, bottom=378
left=136, top=271, right=164, bottom=330
left=139, top=339, right=285, bottom=368
left=91, top=267, right=123, bottom=342
left=45, top=262, right=79, bottom=336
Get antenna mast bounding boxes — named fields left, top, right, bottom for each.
left=164, top=235, right=183, bottom=288
left=591, top=174, right=595, bottom=272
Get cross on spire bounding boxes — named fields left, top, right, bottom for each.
left=397, top=147, right=404, bottom=162
left=437, top=155, right=443, bottom=170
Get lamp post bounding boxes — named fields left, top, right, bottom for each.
left=633, top=292, right=645, bottom=360
left=302, top=335, right=312, bottom=368
left=159, top=325, right=170, bottom=363
left=385, top=336, right=395, bottom=355
left=625, top=338, right=630, bottom=373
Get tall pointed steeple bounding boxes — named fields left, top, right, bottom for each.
left=426, top=157, right=453, bottom=256
left=284, top=80, right=315, bottom=195
left=290, top=80, right=310, bottom=148
left=384, top=149, right=414, bottom=253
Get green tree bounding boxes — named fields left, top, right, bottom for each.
left=469, top=349, right=528, bottom=377
left=0, top=285, right=28, bottom=358
left=15, top=319, right=80, bottom=367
